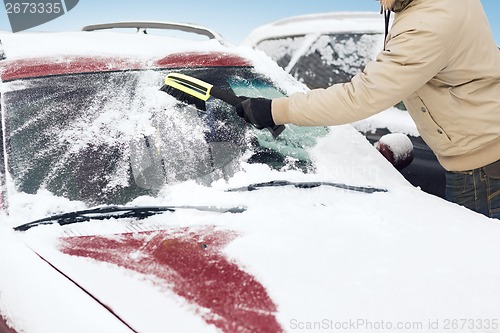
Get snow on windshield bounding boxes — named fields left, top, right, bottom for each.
left=0, top=26, right=416, bottom=221
left=0, top=28, right=410, bottom=224
left=1, top=57, right=327, bottom=213
left=2, top=69, right=218, bottom=205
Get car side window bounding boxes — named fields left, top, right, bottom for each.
left=289, top=33, right=383, bottom=88
left=255, top=36, right=307, bottom=69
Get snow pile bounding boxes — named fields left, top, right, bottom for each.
left=374, top=132, right=414, bottom=169
left=376, top=133, right=413, bottom=160
left=243, top=12, right=383, bottom=46
left=2, top=127, right=500, bottom=333
left=0, top=30, right=226, bottom=60
left=352, top=107, right=420, bottom=137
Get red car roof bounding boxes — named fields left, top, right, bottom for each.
left=0, top=52, right=252, bottom=82
left=155, top=52, right=252, bottom=68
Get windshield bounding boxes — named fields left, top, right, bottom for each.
left=1, top=66, right=327, bottom=206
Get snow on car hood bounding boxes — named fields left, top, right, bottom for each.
left=2, top=126, right=500, bottom=333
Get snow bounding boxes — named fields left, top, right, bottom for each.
left=0, top=30, right=226, bottom=60
left=352, top=107, right=420, bottom=137
left=242, top=12, right=383, bottom=46
left=1, top=28, right=500, bottom=333
left=2, top=127, right=500, bottom=332
left=0, top=228, right=135, bottom=333
left=376, top=132, right=413, bottom=159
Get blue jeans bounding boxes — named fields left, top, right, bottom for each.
left=445, top=165, right=500, bottom=220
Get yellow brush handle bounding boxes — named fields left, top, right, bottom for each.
left=163, top=72, right=285, bottom=138
left=164, top=73, right=213, bottom=101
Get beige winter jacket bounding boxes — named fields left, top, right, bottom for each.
left=272, top=0, right=500, bottom=171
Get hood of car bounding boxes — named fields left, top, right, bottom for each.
left=4, top=126, right=500, bottom=332
left=28, top=226, right=283, bottom=333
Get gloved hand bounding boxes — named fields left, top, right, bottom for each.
left=235, top=98, right=275, bottom=130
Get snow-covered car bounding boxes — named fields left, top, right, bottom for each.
left=1, top=22, right=500, bottom=333
left=243, top=12, right=447, bottom=198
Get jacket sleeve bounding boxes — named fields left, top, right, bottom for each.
left=271, top=26, right=450, bottom=126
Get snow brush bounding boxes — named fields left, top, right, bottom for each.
left=160, top=73, right=285, bottom=138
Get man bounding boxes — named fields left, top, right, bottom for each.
left=236, top=0, right=500, bottom=219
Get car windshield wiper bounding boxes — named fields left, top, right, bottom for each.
left=14, top=205, right=246, bottom=232
left=226, top=180, right=387, bottom=194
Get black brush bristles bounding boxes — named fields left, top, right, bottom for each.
left=160, top=84, right=206, bottom=111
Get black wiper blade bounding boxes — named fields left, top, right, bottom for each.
left=226, top=180, right=387, bottom=194
left=14, top=205, right=246, bottom=232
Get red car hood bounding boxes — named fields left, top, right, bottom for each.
left=28, top=225, right=282, bottom=333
